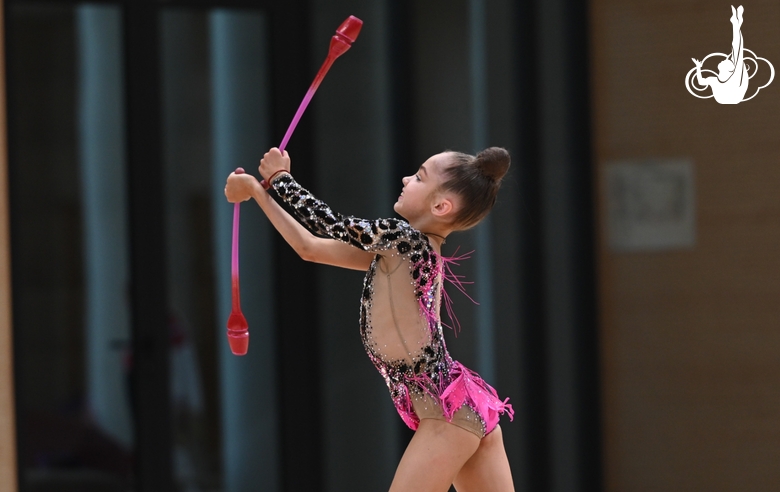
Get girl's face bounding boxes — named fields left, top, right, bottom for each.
left=394, top=152, right=450, bottom=225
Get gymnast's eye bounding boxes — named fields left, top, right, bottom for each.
left=415, top=174, right=421, bottom=181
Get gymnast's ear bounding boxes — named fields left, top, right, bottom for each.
left=431, top=195, right=455, bottom=220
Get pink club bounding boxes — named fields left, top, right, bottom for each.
left=228, top=15, right=363, bottom=356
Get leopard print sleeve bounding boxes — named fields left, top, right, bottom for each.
left=271, top=173, right=427, bottom=255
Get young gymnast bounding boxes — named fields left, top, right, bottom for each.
left=225, top=146, right=515, bottom=491
left=692, top=5, right=747, bottom=104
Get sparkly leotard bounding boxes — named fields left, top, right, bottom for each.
left=272, top=174, right=513, bottom=437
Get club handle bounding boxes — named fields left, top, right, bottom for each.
left=260, top=15, right=363, bottom=190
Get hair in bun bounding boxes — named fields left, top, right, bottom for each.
left=475, top=147, right=510, bottom=181
left=440, top=147, right=511, bottom=230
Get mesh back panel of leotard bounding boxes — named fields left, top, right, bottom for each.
left=367, top=255, right=435, bottom=364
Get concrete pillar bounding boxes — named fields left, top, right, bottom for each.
left=537, top=0, right=591, bottom=489
left=310, top=2, right=399, bottom=490
left=75, top=4, right=134, bottom=448
left=468, top=0, right=497, bottom=387
left=209, top=10, right=280, bottom=492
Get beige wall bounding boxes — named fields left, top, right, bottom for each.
left=592, top=1, right=780, bottom=490
left=0, top=1, right=19, bottom=490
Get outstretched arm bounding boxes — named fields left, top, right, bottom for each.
left=261, top=148, right=427, bottom=256
left=225, top=172, right=374, bottom=271
left=692, top=58, right=710, bottom=86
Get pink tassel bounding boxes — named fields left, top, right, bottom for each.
left=398, top=246, right=514, bottom=433
left=440, top=248, right=477, bottom=303
left=395, top=362, right=514, bottom=433
left=439, top=362, right=514, bottom=430
left=424, top=248, right=479, bottom=336
left=397, top=386, right=420, bottom=430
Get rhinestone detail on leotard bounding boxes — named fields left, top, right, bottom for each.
left=272, top=174, right=513, bottom=435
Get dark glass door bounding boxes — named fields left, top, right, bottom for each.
left=6, top=1, right=312, bottom=490
left=7, top=4, right=136, bottom=491
left=159, top=7, right=279, bottom=491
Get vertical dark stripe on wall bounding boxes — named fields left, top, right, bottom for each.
left=565, top=0, right=602, bottom=490
left=386, top=0, right=418, bottom=454
left=4, top=6, right=25, bottom=490
left=386, top=0, right=416, bottom=181
left=269, top=2, right=322, bottom=491
left=513, top=0, right=550, bottom=490
left=123, top=2, right=173, bottom=490
left=531, top=0, right=601, bottom=489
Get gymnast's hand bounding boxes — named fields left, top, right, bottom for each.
left=259, top=147, right=291, bottom=183
left=225, top=171, right=260, bottom=203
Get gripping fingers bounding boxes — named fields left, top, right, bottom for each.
left=225, top=172, right=254, bottom=203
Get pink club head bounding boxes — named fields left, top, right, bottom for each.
left=227, top=333, right=248, bottom=356
left=336, top=15, right=363, bottom=43
left=329, top=15, right=363, bottom=59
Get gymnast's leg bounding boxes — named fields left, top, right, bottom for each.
left=730, top=6, right=744, bottom=67
left=389, top=419, right=480, bottom=492
left=452, top=425, right=515, bottom=492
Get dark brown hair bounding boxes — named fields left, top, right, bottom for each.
left=439, top=147, right=511, bottom=230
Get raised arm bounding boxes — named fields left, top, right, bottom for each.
left=271, top=173, right=426, bottom=255
left=225, top=172, right=374, bottom=271
left=260, top=148, right=429, bottom=256
left=692, top=58, right=710, bottom=87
